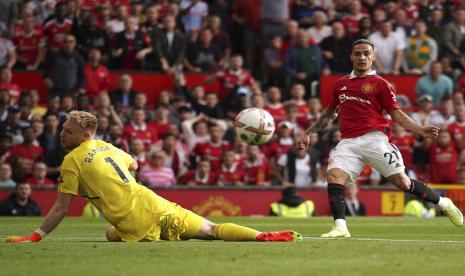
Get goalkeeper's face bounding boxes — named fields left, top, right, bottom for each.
left=60, top=119, right=87, bottom=152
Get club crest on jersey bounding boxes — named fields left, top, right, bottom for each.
left=361, top=83, right=375, bottom=94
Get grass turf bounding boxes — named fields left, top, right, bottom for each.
left=0, top=217, right=464, bottom=276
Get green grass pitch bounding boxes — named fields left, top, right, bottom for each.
left=1, top=217, right=464, bottom=276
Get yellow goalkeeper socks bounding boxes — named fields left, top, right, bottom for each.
left=213, top=223, right=259, bottom=241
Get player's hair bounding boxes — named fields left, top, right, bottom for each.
left=351, top=39, right=375, bottom=52
left=68, top=111, right=98, bottom=134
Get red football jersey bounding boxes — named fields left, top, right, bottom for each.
left=179, top=170, right=217, bottom=186
left=84, top=63, right=110, bottom=98
left=262, top=138, right=293, bottom=163
left=340, top=16, right=362, bottom=38
left=429, top=142, right=458, bottom=184
left=390, top=132, right=415, bottom=167
left=216, top=163, right=244, bottom=186
left=447, top=123, right=465, bottom=144
left=149, top=121, right=171, bottom=139
left=122, top=123, right=158, bottom=150
left=7, top=144, right=44, bottom=174
left=43, top=19, right=73, bottom=51
left=218, top=69, right=256, bottom=100
left=328, top=72, right=400, bottom=139
left=192, top=142, right=231, bottom=171
left=12, top=30, right=45, bottom=65
left=265, top=103, right=286, bottom=123
left=25, top=177, right=56, bottom=186
left=243, top=158, right=271, bottom=185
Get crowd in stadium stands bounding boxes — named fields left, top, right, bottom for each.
left=1, top=0, right=465, bottom=190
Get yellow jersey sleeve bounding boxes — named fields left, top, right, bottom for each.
left=114, top=146, right=133, bottom=169
left=58, top=155, right=80, bottom=195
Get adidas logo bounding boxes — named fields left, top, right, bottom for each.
left=341, top=86, right=347, bottom=91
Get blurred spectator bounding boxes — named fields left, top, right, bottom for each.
left=277, top=147, right=321, bottom=187
left=0, top=162, right=15, bottom=188
left=308, top=11, right=332, bottom=44
left=94, top=115, right=110, bottom=141
left=232, top=0, right=261, bottom=70
left=179, top=159, right=216, bottom=185
left=109, top=74, right=137, bottom=110
left=0, top=66, right=21, bottom=106
left=0, top=0, right=18, bottom=36
left=344, top=185, right=366, bottom=216
left=12, top=15, right=45, bottom=70
left=6, top=126, right=44, bottom=179
left=0, top=183, right=40, bottom=216
left=58, top=95, right=75, bottom=120
left=447, top=104, right=465, bottom=144
left=261, top=0, right=289, bottom=39
left=151, top=106, right=171, bottom=139
left=0, top=31, right=16, bottom=70
left=76, top=93, right=93, bottom=112
left=263, top=36, right=286, bottom=87
left=428, top=129, right=458, bottom=184
left=284, top=29, right=325, bottom=86
left=152, top=15, right=186, bottom=73
left=356, top=16, right=373, bottom=40
left=106, top=4, right=128, bottom=34
left=207, top=15, right=231, bottom=65
left=191, top=123, right=229, bottom=171
left=185, top=28, right=221, bottom=72
left=112, top=16, right=151, bottom=70
left=427, top=96, right=455, bottom=128
left=340, top=0, right=366, bottom=38
left=37, top=112, right=64, bottom=176
left=369, top=20, right=405, bottom=75
left=207, top=55, right=257, bottom=101
left=286, top=83, right=309, bottom=114
left=216, top=149, right=244, bottom=186
left=24, top=161, right=55, bottom=187
left=269, top=186, right=315, bottom=217
left=392, top=9, right=410, bottom=43
left=180, top=0, right=208, bottom=34
left=43, top=34, right=85, bottom=98
left=140, top=4, right=160, bottom=36
left=75, top=15, right=111, bottom=62
left=292, top=0, right=324, bottom=29
left=281, top=20, right=299, bottom=55
left=426, top=9, right=444, bottom=56
left=129, top=137, right=147, bottom=169
left=403, top=20, right=437, bottom=75
left=175, top=73, right=225, bottom=119
left=0, top=107, right=24, bottom=144
left=263, top=121, right=294, bottom=164
left=0, top=89, right=10, bottom=119
left=298, top=97, right=323, bottom=129
left=43, top=3, right=73, bottom=52
left=415, top=62, right=453, bottom=106
left=411, top=94, right=435, bottom=126
left=85, top=48, right=110, bottom=99
left=265, top=86, right=286, bottom=123
left=122, top=108, right=158, bottom=150
left=243, top=145, right=271, bottom=186
left=443, top=9, right=465, bottom=65
left=161, top=132, right=187, bottom=177
left=94, top=93, right=123, bottom=127
left=138, top=148, right=176, bottom=187
left=106, top=123, right=127, bottom=151
left=319, top=21, right=352, bottom=74
left=181, top=112, right=226, bottom=151
left=390, top=123, right=415, bottom=169
left=29, top=90, right=46, bottom=117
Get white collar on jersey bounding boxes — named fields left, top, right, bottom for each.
left=349, top=70, right=377, bottom=79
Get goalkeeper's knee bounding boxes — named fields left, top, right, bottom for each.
left=105, top=226, right=122, bottom=242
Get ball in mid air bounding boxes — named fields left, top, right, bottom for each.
left=234, top=108, right=275, bottom=145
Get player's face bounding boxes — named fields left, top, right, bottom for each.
left=350, top=43, right=375, bottom=75
left=60, top=119, right=87, bottom=152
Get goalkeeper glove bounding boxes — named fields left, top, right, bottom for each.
left=6, top=229, right=46, bottom=243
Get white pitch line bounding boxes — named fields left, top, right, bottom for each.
left=303, top=236, right=465, bottom=244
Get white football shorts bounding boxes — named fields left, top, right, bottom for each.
left=327, top=131, right=405, bottom=185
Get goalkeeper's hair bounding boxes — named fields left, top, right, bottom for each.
left=68, top=110, right=98, bottom=134
left=351, top=39, right=374, bottom=52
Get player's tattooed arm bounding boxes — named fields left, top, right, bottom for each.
left=305, top=108, right=338, bottom=135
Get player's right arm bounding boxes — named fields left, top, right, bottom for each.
left=390, top=109, right=439, bottom=139
left=297, top=108, right=338, bottom=149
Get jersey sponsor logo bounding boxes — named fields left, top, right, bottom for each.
left=339, top=93, right=371, bottom=105
left=361, top=83, right=375, bottom=93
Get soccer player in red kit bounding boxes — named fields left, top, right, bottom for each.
left=297, top=39, right=463, bottom=238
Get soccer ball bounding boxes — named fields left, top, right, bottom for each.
left=234, top=108, right=275, bottom=145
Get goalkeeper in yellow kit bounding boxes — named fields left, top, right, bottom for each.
left=7, top=111, right=301, bottom=243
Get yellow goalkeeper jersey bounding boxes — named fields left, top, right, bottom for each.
left=58, top=139, right=176, bottom=242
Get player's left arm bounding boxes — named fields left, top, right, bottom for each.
left=6, top=192, right=75, bottom=243
left=390, top=109, right=439, bottom=139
